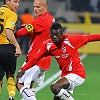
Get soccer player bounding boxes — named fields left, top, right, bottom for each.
left=17, top=22, right=100, bottom=100
left=15, top=0, right=55, bottom=100
left=0, top=0, right=22, bottom=100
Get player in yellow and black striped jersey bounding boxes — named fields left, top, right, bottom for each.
left=0, top=0, right=22, bottom=100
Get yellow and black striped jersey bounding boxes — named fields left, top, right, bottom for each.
left=0, top=5, right=17, bottom=44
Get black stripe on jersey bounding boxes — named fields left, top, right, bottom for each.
left=6, top=28, right=13, bottom=31
left=3, top=5, right=8, bottom=8
left=0, top=18, right=4, bottom=22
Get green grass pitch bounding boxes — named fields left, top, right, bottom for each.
left=0, top=54, right=100, bottom=100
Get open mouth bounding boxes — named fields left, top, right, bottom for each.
left=53, top=39, right=58, bottom=43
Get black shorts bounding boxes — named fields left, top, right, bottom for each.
left=0, top=44, right=17, bottom=80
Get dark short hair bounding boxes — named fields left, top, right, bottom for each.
left=3, top=0, right=6, bottom=4
left=50, top=23, right=63, bottom=32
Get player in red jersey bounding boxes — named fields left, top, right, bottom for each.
left=15, top=0, right=55, bottom=100
left=17, top=22, right=100, bottom=100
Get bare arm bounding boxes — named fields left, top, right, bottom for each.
left=6, top=29, right=22, bottom=57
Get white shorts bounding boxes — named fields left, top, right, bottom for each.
left=18, top=62, right=46, bottom=88
left=53, top=73, right=85, bottom=94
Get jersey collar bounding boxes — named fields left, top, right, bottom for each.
left=3, top=5, right=8, bottom=8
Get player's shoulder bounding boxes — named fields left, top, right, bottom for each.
left=31, top=12, right=55, bottom=28
left=38, top=12, right=54, bottom=19
left=3, top=5, right=17, bottom=19
left=44, top=39, right=54, bottom=51
left=46, top=12, right=54, bottom=17
left=0, top=5, right=17, bottom=21
left=65, top=34, right=83, bottom=39
left=64, top=34, right=86, bottom=44
left=3, top=5, right=16, bottom=14
left=44, top=39, right=52, bottom=44
left=8, top=9, right=17, bottom=17
left=46, top=12, right=55, bottom=21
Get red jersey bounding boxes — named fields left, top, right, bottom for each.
left=16, top=12, right=55, bottom=70
left=21, top=34, right=100, bottom=78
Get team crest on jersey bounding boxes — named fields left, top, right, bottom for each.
left=11, top=22, right=14, bottom=26
left=62, top=47, right=66, bottom=53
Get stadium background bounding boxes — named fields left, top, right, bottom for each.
left=0, top=0, right=100, bottom=100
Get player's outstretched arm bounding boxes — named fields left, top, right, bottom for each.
left=87, top=34, right=100, bottom=42
left=20, top=44, right=47, bottom=70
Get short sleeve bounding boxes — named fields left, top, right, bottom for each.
left=5, top=12, right=17, bottom=30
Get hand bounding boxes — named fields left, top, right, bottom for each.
left=21, top=24, right=27, bottom=28
left=16, top=70, right=25, bottom=81
left=15, top=48, right=22, bottom=57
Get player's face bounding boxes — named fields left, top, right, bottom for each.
left=6, top=0, right=19, bottom=12
left=33, top=0, right=48, bottom=16
left=50, top=29, right=63, bottom=44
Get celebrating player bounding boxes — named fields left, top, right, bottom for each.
left=17, top=22, right=100, bottom=100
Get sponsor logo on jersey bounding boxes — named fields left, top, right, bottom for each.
left=54, top=54, right=69, bottom=58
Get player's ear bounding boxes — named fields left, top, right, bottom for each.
left=6, top=0, right=9, bottom=4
